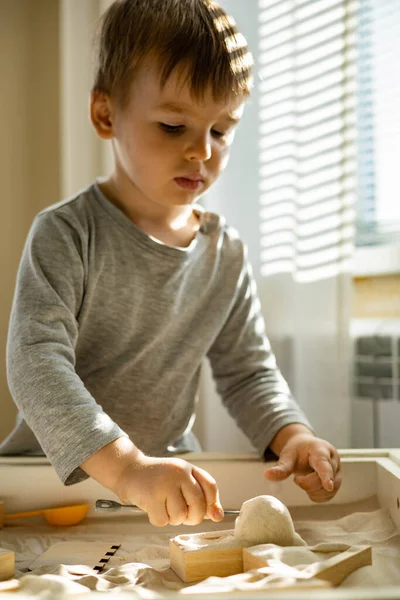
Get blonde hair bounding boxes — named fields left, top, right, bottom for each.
left=92, top=0, right=253, bottom=108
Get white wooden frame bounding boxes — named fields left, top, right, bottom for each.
left=1, top=449, right=400, bottom=599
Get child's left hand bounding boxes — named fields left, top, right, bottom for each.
left=264, top=434, right=342, bottom=503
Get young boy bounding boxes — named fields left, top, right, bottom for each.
left=1, top=0, right=341, bottom=527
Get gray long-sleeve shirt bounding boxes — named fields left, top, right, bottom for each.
left=0, top=182, right=312, bottom=484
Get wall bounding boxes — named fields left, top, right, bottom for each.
left=0, top=0, right=60, bottom=441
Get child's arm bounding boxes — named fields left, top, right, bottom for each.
left=7, top=212, right=128, bottom=484
left=207, top=249, right=341, bottom=502
left=8, top=212, right=224, bottom=523
left=207, top=256, right=314, bottom=459
left=8, top=211, right=225, bottom=524
left=80, top=436, right=224, bottom=526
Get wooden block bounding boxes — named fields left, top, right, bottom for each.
left=170, top=530, right=243, bottom=583
left=0, top=549, right=15, bottom=582
left=305, top=545, right=372, bottom=586
left=243, top=543, right=372, bottom=587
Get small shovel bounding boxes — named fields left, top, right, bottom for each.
left=3, top=504, right=89, bottom=527
left=96, top=499, right=239, bottom=515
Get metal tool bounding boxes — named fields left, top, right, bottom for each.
left=95, top=499, right=239, bottom=516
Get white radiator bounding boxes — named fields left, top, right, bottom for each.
left=352, top=319, right=400, bottom=448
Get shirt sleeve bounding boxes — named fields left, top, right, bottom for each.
left=207, top=246, right=315, bottom=457
left=6, top=211, right=127, bottom=485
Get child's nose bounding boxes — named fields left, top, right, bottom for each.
left=185, top=135, right=212, bottom=162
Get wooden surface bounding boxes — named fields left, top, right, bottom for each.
left=244, top=544, right=372, bottom=587
left=170, top=530, right=243, bottom=583
left=0, top=549, right=15, bottom=582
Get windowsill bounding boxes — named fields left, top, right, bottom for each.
left=353, top=242, right=400, bottom=277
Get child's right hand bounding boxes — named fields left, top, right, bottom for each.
left=114, top=453, right=224, bottom=527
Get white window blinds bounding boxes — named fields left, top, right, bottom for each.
left=258, top=0, right=358, bottom=282
left=357, top=0, right=400, bottom=246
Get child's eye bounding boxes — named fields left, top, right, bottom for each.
left=159, top=123, right=227, bottom=140
left=159, top=123, right=185, bottom=134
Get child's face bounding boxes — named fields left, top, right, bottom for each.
left=95, top=65, right=245, bottom=209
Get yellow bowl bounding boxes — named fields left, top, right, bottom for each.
left=42, top=504, right=89, bottom=526
left=4, top=503, right=89, bottom=526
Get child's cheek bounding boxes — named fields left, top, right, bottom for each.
left=219, top=151, right=231, bottom=172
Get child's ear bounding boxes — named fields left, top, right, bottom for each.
left=90, top=91, right=114, bottom=139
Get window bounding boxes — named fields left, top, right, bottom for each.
left=257, top=0, right=400, bottom=282
left=258, top=0, right=357, bottom=281
left=356, top=0, right=400, bottom=246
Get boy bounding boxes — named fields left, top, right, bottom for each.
left=1, top=0, right=341, bottom=527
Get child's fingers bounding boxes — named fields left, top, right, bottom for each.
left=166, top=490, right=189, bottom=526
left=308, top=447, right=336, bottom=491
left=264, top=455, right=296, bottom=481
left=191, top=466, right=224, bottom=522
left=329, top=450, right=341, bottom=476
left=294, top=471, right=322, bottom=492
left=295, top=468, right=342, bottom=502
left=180, top=475, right=207, bottom=526
left=333, top=467, right=342, bottom=492
left=147, top=501, right=170, bottom=527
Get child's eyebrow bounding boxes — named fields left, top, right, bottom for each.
left=157, top=102, right=188, bottom=114
left=156, top=102, right=241, bottom=125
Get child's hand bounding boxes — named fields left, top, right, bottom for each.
left=264, top=434, right=342, bottom=503
left=115, top=454, right=224, bottom=527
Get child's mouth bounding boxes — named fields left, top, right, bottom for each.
left=174, top=178, right=204, bottom=191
